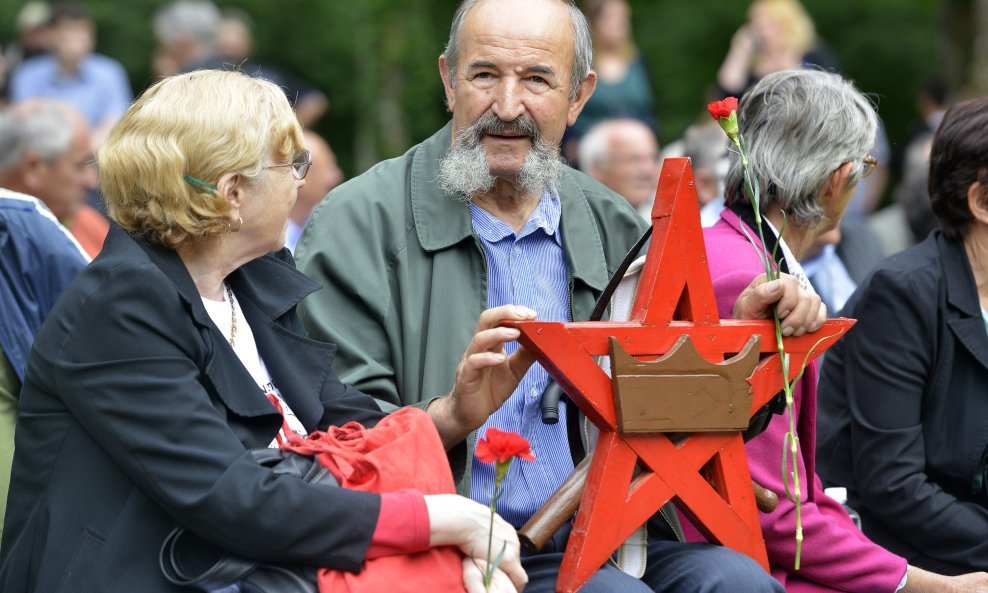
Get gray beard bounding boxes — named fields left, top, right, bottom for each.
left=437, top=116, right=563, bottom=202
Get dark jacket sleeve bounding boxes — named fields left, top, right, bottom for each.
left=842, top=267, right=988, bottom=564
left=50, top=261, right=380, bottom=570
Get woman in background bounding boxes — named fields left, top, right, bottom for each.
left=819, top=97, right=988, bottom=579
left=564, top=0, right=656, bottom=165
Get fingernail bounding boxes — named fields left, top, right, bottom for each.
left=515, top=306, right=535, bottom=317
left=782, top=327, right=794, bottom=337
left=779, top=309, right=791, bottom=318
left=766, top=280, right=780, bottom=293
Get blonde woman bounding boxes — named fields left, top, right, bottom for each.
left=0, top=70, right=531, bottom=593
left=717, top=0, right=838, bottom=97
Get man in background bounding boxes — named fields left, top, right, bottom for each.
left=287, top=129, right=343, bottom=252
left=0, top=99, right=107, bottom=257
left=9, top=3, right=132, bottom=149
left=578, top=118, right=661, bottom=219
left=0, top=110, right=89, bottom=536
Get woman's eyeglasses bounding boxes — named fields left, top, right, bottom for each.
left=861, top=155, right=877, bottom=179
left=265, top=149, right=312, bottom=180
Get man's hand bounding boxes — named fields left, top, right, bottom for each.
left=429, top=306, right=536, bottom=449
left=733, top=274, right=826, bottom=337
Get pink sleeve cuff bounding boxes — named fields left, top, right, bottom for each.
left=366, top=489, right=430, bottom=560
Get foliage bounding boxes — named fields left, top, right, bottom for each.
left=0, top=0, right=942, bottom=181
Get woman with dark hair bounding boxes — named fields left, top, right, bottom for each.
left=818, top=96, right=988, bottom=577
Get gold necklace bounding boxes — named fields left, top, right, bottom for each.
left=225, top=282, right=237, bottom=347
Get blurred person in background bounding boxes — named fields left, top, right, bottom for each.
left=0, top=98, right=107, bottom=257
left=801, top=215, right=886, bottom=315
left=819, top=96, right=988, bottom=580
left=716, top=0, right=837, bottom=98
left=578, top=118, right=660, bottom=219
left=681, top=120, right=730, bottom=227
left=152, top=0, right=222, bottom=77
left=217, top=9, right=329, bottom=127
left=0, top=110, right=89, bottom=541
left=9, top=3, right=132, bottom=150
left=893, top=133, right=937, bottom=244
left=563, top=0, right=655, bottom=165
left=287, top=129, right=343, bottom=252
left=0, top=2, right=53, bottom=102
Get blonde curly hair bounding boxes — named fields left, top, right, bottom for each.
left=99, top=69, right=303, bottom=249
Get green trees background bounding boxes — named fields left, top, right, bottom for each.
left=2, top=0, right=978, bottom=185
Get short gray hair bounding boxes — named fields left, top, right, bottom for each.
left=577, top=118, right=655, bottom=173
left=0, top=100, right=76, bottom=172
left=724, top=69, right=879, bottom=227
left=153, top=0, right=221, bottom=47
left=577, top=121, right=615, bottom=173
left=442, top=0, right=593, bottom=101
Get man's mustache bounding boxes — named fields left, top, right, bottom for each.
left=467, top=114, right=540, bottom=142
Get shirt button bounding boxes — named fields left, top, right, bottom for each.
left=513, top=245, right=522, bottom=255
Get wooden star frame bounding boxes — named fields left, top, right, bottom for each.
left=503, top=158, right=853, bottom=593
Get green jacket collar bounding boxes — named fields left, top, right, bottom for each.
left=409, top=121, right=609, bottom=293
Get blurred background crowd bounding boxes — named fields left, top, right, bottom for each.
left=0, top=0, right=983, bottom=263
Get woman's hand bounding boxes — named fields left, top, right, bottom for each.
left=717, top=25, right=757, bottom=92
left=425, top=494, right=527, bottom=593
left=463, top=559, right=521, bottom=593
left=429, top=306, right=536, bottom=448
left=733, top=273, right=826, bottom=337
left=903, top=566, right=988, bottom=593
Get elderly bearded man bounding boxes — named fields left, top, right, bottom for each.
left=297, top=1, right=820, bottom=591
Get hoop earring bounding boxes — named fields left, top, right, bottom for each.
left=230, top=216, right=243, bottom=233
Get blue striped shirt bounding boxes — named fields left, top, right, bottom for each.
left=468, top=191, right=575, bottom=527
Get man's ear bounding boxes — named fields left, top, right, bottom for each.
left=566, top=71, right=597, bottom=127
left=967, top=181, right=988, bottom=225
left=19, top=152, right=46, bottom=192
left=438, top=55, right=456, bottom=113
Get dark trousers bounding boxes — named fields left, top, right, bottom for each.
left=522, top=523, right=784, bottom=593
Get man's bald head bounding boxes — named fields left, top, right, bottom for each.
left=579, top=119, right=660, bottom=209
left=442, top=0, right=593, bottom=101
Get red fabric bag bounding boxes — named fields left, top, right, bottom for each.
left=282, top=407, right=466, bottom=593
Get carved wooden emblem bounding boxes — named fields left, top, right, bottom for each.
left=610, top=335, right=759, bottom=433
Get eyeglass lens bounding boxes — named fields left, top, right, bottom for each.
left=293, top=150, right=312, bottom=179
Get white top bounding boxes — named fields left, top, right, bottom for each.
left=201, top=286, right=308, bottom=448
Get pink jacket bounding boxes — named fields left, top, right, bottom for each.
left=688, top=209, right=907, bottom=593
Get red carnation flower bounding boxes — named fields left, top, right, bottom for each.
left=707, top=96, right=739, bottom=120
left=476, top=428, right=535, bottom=464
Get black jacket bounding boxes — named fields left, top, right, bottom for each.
left=818, top=231, right=988, bottom=574
left=0, top=224, right=385, bottom=592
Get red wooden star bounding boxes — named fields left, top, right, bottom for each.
left=503, top=158, right=853, bottom=593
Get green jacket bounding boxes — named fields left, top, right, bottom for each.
left=295, top=122, right=647, bottom=490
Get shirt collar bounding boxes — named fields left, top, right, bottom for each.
left=763, top=217, right=814, bottom=294
left=469, top=189, right=562, bottom=245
